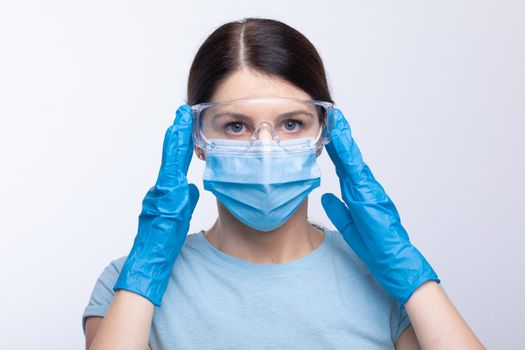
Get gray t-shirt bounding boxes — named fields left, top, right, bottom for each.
left=82, top=226, right=411, bottom=349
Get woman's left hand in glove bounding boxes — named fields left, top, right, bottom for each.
left=321, top=108, right=440, bottom=307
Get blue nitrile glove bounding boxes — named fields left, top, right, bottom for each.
left=113, top=104, right=199, bottom=307
left=321, top=108, right=440, bottom=307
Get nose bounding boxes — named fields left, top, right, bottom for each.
left=257, top=127, right=274, bottom=141
left=252, top=122, right=278, bottom=141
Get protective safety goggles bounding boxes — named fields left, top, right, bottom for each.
left=190, top=97, right=334, bottom=151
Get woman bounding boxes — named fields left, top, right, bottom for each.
left=83, top=18, right=485, bottom=349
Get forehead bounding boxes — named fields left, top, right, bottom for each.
left=210, top=67, right=312, bottom=103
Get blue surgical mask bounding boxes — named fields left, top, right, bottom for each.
left=202, top=137, right=321, bottom=231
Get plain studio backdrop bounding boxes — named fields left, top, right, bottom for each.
left=1, top=1, right=523, bottom=349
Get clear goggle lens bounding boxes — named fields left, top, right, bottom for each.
left=190, top=98, right=334, bottom=150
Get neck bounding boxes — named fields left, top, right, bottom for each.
left=204, top=198, right=325, bottom=264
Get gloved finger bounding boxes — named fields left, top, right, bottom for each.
left=327, top=109, right=390, bottom=204
left=325, top=108, right=364, bottom=175
left=157, top=104, right=194, bottom=187
left=321, top=193, right=359, bottom=243
left=322, top=193, right=378, bottom=271
left=187, top=183, right=200, bottom=215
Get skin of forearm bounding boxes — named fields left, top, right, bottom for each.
left=404, top=281, right=485, bottom=349
left=89, top=290, right=154, bottom=350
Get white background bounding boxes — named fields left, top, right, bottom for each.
left=1, top=1, right=523, bottom=349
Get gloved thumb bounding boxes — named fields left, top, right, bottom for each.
left=321, top=193, right=357, bottom=242
left=187, top=183, right=200, bottom=215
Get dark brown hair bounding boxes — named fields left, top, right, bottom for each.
left=186, top=18, right=333, bottom=106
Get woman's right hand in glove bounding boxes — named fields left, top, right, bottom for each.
left=113, top=104, right=200, bottom=307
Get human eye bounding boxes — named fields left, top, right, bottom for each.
left=225, top=121, right=248, bottom=134
left=281, top=119, right=304, bottom=133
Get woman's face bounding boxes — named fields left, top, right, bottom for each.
left=195, top=67, right=316, bottom=160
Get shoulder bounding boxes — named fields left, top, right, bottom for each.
left=320, top=224, right=371, bottom=275
left=312, top=223, right=413, bottom=342
left=178, top=231, right=207, bottom=257
left=92, top=255, right=127, bottom=282
left=108, top=255, right=127, bottom=271
left=108, top=232, right=203, bottom=268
